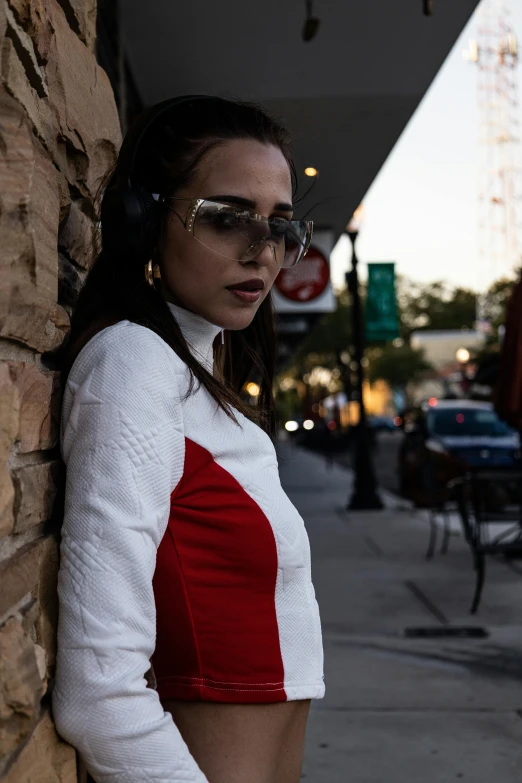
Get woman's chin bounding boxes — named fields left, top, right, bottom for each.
left=223, top=309, right=260, bottom=331
left=207, top=300, right=263, bottom=331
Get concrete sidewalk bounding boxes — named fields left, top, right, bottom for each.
left=277, top=439, right=522, bottom=783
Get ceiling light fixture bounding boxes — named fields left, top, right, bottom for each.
left=304, top=167, right=318, bottom=177
left=302, top=0, right=321, bottom=42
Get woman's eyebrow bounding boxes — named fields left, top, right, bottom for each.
left=206, top=195, right=294, bottom=212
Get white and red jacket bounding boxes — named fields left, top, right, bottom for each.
left=52, top=302, right=324, bottom=783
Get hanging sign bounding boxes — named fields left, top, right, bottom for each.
left=272, top=229, right=335, bottom=314
left=274, top=245, right=330, bottom=302
left=365, top=262, right=400, bottom=342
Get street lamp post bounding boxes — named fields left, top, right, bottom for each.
left=344, top=209, right=383, bottom=510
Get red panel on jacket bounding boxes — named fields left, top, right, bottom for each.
left=152, top=438, right=286, bottom=703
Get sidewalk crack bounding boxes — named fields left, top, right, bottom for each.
left=404, top=579, right=449, bottom=625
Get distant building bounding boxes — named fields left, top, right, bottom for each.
left=410, top=330, right=486, bottom=370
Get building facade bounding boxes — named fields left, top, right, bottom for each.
left=0, top=2, right=120, bottom=778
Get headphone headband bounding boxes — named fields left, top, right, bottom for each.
left=101, top=94, right=214, bottom=258
left=117, top=94, right=213, bottom=188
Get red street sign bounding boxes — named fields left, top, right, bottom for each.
left=274, top=245, right=330, bottom=302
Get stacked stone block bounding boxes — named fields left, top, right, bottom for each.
left=0, top=1, right=121, bottom=778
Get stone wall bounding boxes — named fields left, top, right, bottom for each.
left=0, top=1, right=121, bottom=779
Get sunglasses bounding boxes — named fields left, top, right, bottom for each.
left=153, top=196, right=313, bottom=268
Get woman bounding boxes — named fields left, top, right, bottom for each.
left=52, top=95, right=324, bottom=783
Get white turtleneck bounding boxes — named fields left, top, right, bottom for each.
left=53, top=308, right=324, bottom=783
left=166, top=301, right=222, bottom=373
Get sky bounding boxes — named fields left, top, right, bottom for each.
left=329, top=0, right=522, bottom=294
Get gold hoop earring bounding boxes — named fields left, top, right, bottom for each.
left=145, top=260, right=161, bottom=288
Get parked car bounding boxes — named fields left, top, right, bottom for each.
left=398, top=399, right=521, bottom=506
left=368, top=415, right=399, bottom=432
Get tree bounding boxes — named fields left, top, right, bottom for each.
left=483, top=276, right=518, bottom=331
left=276, top=274, right=512, bottom=415
left=367, top=343, right=432, bottom=391
left=294, top=290, right=352, bottom=366
left=398, top=279, right=477, bottom=336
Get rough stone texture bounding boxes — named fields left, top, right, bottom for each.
left=12, top=460, right=62, bottom=533
left=59, top=198, right=97, bottom=270
left=33, top=643, right=48, bottom=693
left=0, top=539, right=46, bottom=618
left=9, top=362, right=60, bottom=453
left=4, top=4, right=46, bottom=95
left=0, top=0, right=121, bottom=776
left=2, top=1, right=120, bottom=191
left=0, top=365, right=19, bottom=538
left=19, top=596, right=39, bottom=635
left=7, top=0, right=54, bottom=65
left=0, top=39, right=56, bottom=184
left=0, top=617, right=43, bottom=759
left=34, top=534, right=60, bottom=672
left=0, top=93, right=61, bottom=353
left=44, top=0, right=120, bottom=197
left=0, top=2, right=6, bottom=39
left=59, top=253, right=87, bottom=309
left=3, top=710, right=76, bottom=782
left=56, top=0, right=97, bottom=50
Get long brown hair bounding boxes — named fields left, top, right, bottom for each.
left=51, top=97, right=298, bottom=439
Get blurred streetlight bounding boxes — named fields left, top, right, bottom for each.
left=456, top=347, right=470, bottom=364
left=456, top=347, right=471, bottom=396
left=344, top=205, right=383, bottom=510
left=346, top=204, right=364, bottom=234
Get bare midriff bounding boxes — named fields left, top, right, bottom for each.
left=162, top=698, right=311, bottom=783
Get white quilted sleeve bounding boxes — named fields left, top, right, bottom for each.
left=52, top=322, right=207, bottom=783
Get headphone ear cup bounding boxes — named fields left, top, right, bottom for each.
left=101, top=185, right=159, bottom=259
left=100, top=96, right=210, bottom=261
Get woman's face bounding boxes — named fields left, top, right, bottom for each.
left=158, top=138, right=293, bottom=330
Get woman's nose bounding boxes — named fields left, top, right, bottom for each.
left=245, top=240, right=278, bottom=267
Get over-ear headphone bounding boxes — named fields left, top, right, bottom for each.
left=100, top=95, right=212, bottom=259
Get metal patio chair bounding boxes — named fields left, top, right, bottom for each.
left=453, top=467, right=522, bottom=613
left=422, top=450, right=459, bottom=560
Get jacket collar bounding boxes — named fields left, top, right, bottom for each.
left=166, top=301, right=223, bottom=372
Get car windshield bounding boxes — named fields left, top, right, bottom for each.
left=427, top=408, right=514, bottom=437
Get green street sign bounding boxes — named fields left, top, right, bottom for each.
left=365, top=262, right=399, bottom=343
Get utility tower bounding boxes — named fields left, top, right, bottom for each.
left=464, top=0, right=522, bottom=325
